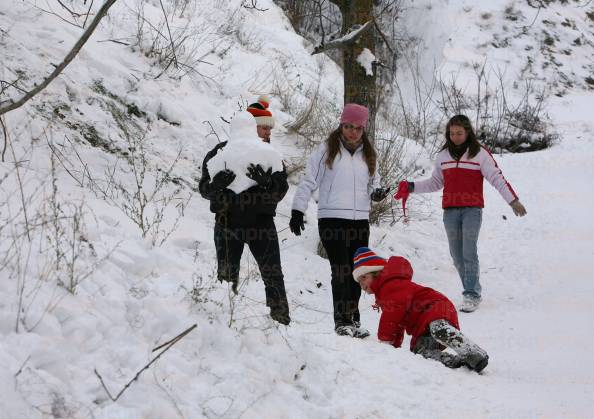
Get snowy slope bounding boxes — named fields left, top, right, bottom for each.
left=1, top=0, right=593, bottom=418
left=398, top=0, right=594, bottom=95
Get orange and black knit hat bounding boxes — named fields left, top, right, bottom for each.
left=247, top=95, right=275, bottom=128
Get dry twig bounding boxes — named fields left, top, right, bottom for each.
left=95, top=324, right=197, bottom=402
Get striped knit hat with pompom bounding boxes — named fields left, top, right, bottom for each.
left=352, top=247, right=386, bottom=282
left=247, top=95, right=275, bottom=128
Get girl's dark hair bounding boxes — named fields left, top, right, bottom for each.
left=442, top=114, right=481, bottom=159
left=325, top=126, right=377, bottom=176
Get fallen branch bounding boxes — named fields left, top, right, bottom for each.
left=0, top=0, right=118, bottom=116
left=94, top=323, right=197, bottom=402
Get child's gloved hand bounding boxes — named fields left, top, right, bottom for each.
left=510, top=199, right=527, bottom=217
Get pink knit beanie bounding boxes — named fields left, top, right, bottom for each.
left=340, top=103, right=369, bottom=128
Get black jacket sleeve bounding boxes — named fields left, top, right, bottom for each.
left=199, top=141, right=227, bottom=198
left=199, top=142, right=234, bottom=212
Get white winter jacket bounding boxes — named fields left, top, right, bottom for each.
left=292, top=141, right=381, bottom=220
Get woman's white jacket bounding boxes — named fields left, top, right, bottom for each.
left=292, top=141, right=380, bottom=220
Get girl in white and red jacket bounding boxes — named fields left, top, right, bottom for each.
left=394, top=115, right=527, bottom=313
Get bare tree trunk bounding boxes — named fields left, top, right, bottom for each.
left=332, top=0, right=378, bottom=139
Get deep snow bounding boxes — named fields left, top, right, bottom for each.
left=0, top=0, right=593, bottom=418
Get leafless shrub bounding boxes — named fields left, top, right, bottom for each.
left=369, top=118, right=424, bottom=224
left=130, top=0, right=217, bottom=82
left=15, top=366, right=94, bottom=419
left=389, top=48, right=443, bottom=154
left=53, top=127, right=192, bottom=246
left=266, top=57, right=341, bottom=175
left=242, top=0, right=269, bottom=12
left=44, top=150, right=105, bottom=294
left=235, top=23, right=264, bottom=52
left=0, top=130, right=114, bottom=333
left=436, top=64, right=558, bottom=153
left=181, top=269, right=223, bottom=319
left=33, top=0, right=95, bottom=29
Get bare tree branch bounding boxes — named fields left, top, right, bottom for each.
left=311, top=20, right=373, bottom=55
left=328, top=0, right=347, bottom=15
left=0, top=0, right=118, bottom=117
left=56, top=0, right=84, bottom=18
left=241, top=0, right=269, bottom=11
left=372, top=19, right=395, bottom=56
left=83, top=0, right=95, bottom=29
left=0, top=116, right=7, bottom=162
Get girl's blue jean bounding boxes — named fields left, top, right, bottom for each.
left=443, top=207, right=483, bottom=299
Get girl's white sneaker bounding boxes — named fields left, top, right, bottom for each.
left=459, top=296, right=481, bottom=313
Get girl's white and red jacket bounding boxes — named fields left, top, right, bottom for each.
left=414, top=147, right=518, bottom=208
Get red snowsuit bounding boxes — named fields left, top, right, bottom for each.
left=370, top=256, right=460, bottom=351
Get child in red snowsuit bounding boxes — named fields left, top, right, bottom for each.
left=353, top=247, right=489, bottom=372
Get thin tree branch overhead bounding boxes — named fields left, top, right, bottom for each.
left=0, top=0, right=118, bottom=117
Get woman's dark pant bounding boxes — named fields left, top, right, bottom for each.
left=214, top=217, right=288, bottom=312
left=318, top=218, right=370, bottom=327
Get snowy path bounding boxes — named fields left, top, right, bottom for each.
left=272, top=95, right=594, bottom=419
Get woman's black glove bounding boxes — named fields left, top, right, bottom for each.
left=370, top=187, right=390, bottom=202
left=246, top=164, right=273, bottom=189
left=210, top=169, right=236, bottom=191
left=289, top=210, right=305, bottom=236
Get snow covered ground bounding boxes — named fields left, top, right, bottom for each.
left=1, top=0, right=593, bottom=418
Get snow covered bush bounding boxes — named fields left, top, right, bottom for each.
left=436, top=69, right=558, bottom=153
left=93, top=127, right=191, bottom=246
left=369, top=118, right=426, bottom=224
left=130, top=0, right=222, bottom=81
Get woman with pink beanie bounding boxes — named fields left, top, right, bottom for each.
left=290, top=103, right=390, bottom=338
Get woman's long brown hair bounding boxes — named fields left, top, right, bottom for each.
left=442, top=114, right=481, bottom=159
left=325, top=127, right=377, bottom=176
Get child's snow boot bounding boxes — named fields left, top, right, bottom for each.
left=429, top=319, right=489, bottom=373
left=462, top=350, right=489, bottom=372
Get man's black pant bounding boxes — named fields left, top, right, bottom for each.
left=318, top=218, right=370, bottom=327
left=214, top=217, right=288, bottom=312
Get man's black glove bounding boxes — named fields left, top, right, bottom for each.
left=371, top=187, right=390, bottom=202
left=210, top=169, right=235, bottom=191
left=289, top=210, right=305, bottom=236
left=205, top=141, right=227, bottom=160
left=246, top=164, right=273, bottom=189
